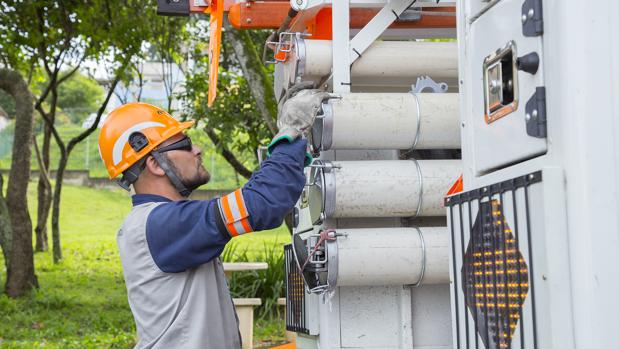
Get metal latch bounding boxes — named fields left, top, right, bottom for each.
left=483, top=41, right=519, bottom=124
left=521, top=0, right=544, bottom=37
left=525, top=87, right=547, bottom=138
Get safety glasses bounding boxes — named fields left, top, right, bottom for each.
left=156, top=136, right=193, bottom=153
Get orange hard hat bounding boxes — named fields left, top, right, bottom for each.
left=98, top=102, right=194, bottom=179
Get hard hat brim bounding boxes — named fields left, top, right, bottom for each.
left=107, top=119, right=196, bottom=179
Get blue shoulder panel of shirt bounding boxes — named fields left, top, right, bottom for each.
left=136, top=139, right=307, bottom=273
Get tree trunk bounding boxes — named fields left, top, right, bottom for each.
left=0, top=174, right=12, bottom=272
left=35, top=180, right=51, bottom=252
left=34, top=81, right=60, bottom=253
left=0, top=68, right=38, bottom=297
left=204, top=126, right=253, bottom=179
left=51, top=152, right=67, bottom=263
left=36, top=84, right=60, bottom=252
left=34, top=133, right=51, bottom=252
left=224, top=21, right=278, bottom=136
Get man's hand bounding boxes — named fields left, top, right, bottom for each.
left=268, top=83, right=331, bottom=165
left=276, top=84, right=331, bottom=140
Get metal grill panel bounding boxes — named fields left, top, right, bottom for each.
left=284, top=244, right=309, bottom=334
left=445, top=171, right=541, bottom=349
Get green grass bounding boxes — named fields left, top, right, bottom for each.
left=0, top=183, right=291, bottom=348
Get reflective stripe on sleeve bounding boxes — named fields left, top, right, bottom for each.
left=217, top=189, right=253, bottom=237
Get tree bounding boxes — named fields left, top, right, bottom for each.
left=42, top=2, right=158, bottom=263
left=0, top=68, right=37, bottom=297
left=57, top=72, right=104, bottom=124
left=0, top=0, right=93, bottom=253
left=182, top=21, right=275, bottom=178
left=223, top=21, right=278, bottom=136
left=1, top=0, right=164, bottom=263
left=43, top=67, right=125, bottom=262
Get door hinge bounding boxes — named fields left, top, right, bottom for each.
left=525, top=87, right=547, bottom=138
left=521, top=0, right=544, bottom=37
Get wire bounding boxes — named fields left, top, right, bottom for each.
left=299, top=229, right=336, bottom=272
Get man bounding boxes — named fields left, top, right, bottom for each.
left=98, top=88, right=328, bottom=348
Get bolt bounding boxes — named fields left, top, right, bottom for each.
left=296, top=0, right=303, bottom=5
left=525, top=113, right=531, bottom=122
left=461, top=122, right=466, bottom=128
left=246, top=18, right=252, bottom=23
left=542, top=274, right=547, bottom=280
left=532, top=109, right=538, bottom=118
left=521, top=14, right=528, bottom=23
left=528, top=8, right=535, bottom=19
left=529, top=174, right=535, bottom=180
left=245, top=2, right=251, bottom=7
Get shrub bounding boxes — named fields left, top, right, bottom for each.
left=222, top=241, right=286, bottom=319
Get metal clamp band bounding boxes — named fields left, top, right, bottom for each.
left=409, top=91, right=422, bottom=152
left=411, top=226, right=426, bottom=287
left=411, top=158, right=424, bottom=218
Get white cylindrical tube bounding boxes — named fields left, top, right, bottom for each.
left=329, top=160, right=460, bottom=217
left=334, top=227, right=449, bottom=286
left=302, top=40, right=458, bottom=82
left=319, top=93, right=460, bottom=150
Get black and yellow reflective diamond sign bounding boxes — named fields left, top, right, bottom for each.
left=461, top=200, right=529, bottom=349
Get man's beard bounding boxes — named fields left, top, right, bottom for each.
left=166, top=155, right=211, bottom=195
left=182, top=168, right=210, bottom=193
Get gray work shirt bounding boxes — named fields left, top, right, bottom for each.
left=117, top=201, right=242, bottom=349
left=116, top=139, right=308, bottom=348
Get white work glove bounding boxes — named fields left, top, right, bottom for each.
left=268, top=83, right=330, bottom=165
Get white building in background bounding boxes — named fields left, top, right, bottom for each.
left=106, top=61, right=187, bottom=117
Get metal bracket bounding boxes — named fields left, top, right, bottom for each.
left=404, top=227, right=426, bottom=288
left=521, top=0, right=544, bottom=37
left=412, top=75, right=449, bottom=94
left=348, top=0, right=417, bottom=66
left=525, top=87, right=547, bottom=138
left=264, top=32, right=310, bottom=64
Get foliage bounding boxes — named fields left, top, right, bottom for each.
left=222, top=240, right=287, bottom=320
left=0, top=183, right=290, bottom=347
left=181, top=23, right=274, bottom=172
left=2, top=0, right=179, bottom=264
left=56, top=72, right=104, bottom=124
left=184, top=71, right=269, bottom=168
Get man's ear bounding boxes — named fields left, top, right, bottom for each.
left=144, top=155, right=166, bottom=177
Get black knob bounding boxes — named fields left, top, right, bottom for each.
left=517, top=52, right=540, bottom=74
